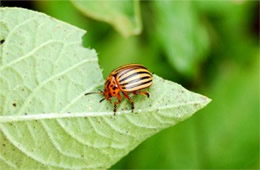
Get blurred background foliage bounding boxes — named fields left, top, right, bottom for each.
left=2, top=0, right=259, bottom=169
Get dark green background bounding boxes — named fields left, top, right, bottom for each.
left=3, top=0, right=259, bottom=169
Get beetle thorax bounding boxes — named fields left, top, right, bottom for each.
left=103, top=75, right=120, bottom=99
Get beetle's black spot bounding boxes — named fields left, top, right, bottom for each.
left=112, top=86, right=116, bottom=90
left=0, top=39, right=5, bottom=45
left=12, top=103, right=16, bottom=107
left=113, top=92, right=116, bottom=95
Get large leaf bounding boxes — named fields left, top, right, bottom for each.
left=153, top=1, right=209, bottom=77
left=0, top=8, right=210, bottom=169
left=71, top=0, right=142, bottom=37
left=34, top=0, right=111, bottom=48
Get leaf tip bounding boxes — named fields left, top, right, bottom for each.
left=199, top=95, right=212, bottom=109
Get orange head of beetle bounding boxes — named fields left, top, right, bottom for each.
left=85, top=75, right=120, bottom=103
left=103, top=75, right=120, bottom=99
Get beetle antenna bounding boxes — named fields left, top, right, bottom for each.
left=85, top=91, right=102, bottom=96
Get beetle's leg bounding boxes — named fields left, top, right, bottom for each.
left=99, top=98, right=105, bottom=103
left=122, top=92, right=134, bottom=113
left=133, top=91, right=150, bottom=98
left=113, top=93, right=122, bottom=115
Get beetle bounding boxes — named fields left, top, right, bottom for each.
left=85, top=64, right=153, bottom=114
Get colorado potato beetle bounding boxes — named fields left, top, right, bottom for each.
left=85, top=64, right=153, bottom=114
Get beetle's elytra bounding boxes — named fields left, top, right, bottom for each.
left=85, top=64, right=153, bottom=114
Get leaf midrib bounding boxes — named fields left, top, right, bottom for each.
left=0, top=99, right=209, bottom=123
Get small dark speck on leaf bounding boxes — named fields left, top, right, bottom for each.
left=81, top=154, right=84, bottom=158
left=25, top=113, right=28, bottom=115
left=3, top=144, right=6, bottom=147
left=12, top=103, right=16, bottom=107
left=0, top=39, right=5, bottom=44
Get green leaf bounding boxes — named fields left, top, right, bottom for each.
left=71, top=0, right=142, bottom=37
left=153, top=1, right=209, bottom=77
left=34, top=0, right=111, bottom=48
left=0, top=7, right=210, bottom=169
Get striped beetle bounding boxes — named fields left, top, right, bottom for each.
left=85, top=64, right=153, bottom=114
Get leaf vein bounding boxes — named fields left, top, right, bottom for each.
left=17, top=57, right=97, bottom=115
left=0, top=153, right=17, bottom=169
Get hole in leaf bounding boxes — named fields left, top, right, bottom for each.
left=0, top=39, right=4, bottom=45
